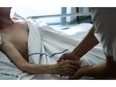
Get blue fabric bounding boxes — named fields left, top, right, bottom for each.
left=28, top=49, right=69, bottom=58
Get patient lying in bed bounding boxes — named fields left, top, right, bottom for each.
left=0, top=7, right=106, bottom=80
left=0, top=7, right=80, bottom=80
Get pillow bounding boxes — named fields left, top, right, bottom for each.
left=13, top=12, right=25, bottom=20
left=12, top=12, right=48, bottom=27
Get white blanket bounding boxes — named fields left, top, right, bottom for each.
left=0, top=19, right=106, bottom=80
left=17, top=19, right=80, bottom=80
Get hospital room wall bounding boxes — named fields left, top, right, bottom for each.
left=11, top=7, right=90, bottom=25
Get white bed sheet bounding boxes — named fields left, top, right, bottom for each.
left=0, top=17, right=106, bottom=79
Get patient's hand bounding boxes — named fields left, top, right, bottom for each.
left=54, top=60, right=80, bottom=76
left=57, top=52, right=79, bottom=62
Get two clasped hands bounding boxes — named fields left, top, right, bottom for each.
left=57, top=52, right=84, bottom=79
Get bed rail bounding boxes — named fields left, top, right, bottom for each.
left=27, top=13, right=91, bottom=19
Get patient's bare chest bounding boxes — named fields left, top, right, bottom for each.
left=1, top=23, right=29, bottom=61
left=11, top=28, right=28, bottom=56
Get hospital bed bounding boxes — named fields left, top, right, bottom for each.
left=0, top=12, right=106, bottom=80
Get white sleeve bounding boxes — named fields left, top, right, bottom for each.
left=90, top=8, right=116, bottom=60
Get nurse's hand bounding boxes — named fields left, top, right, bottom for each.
left=57, top=52, right=80, bottom=62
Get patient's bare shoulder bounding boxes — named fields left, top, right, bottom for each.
left=12, top=18, right=28, bottom=30
left=0, top=33, right=10, bottom=48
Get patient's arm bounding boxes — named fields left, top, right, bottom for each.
left=58, top=26, right=99, bottom=62
left=0, top=35, right=78, bottom=75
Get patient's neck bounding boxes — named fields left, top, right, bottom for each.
left=0, top=15, right=14, bottom=29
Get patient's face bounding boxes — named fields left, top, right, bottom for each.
left=0, top=7, right=12, bottom=16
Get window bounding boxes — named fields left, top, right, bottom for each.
left=11, top=7, right=91, bottom=26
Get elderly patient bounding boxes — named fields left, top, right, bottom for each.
left=0, top=7, right=79, bottom=76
